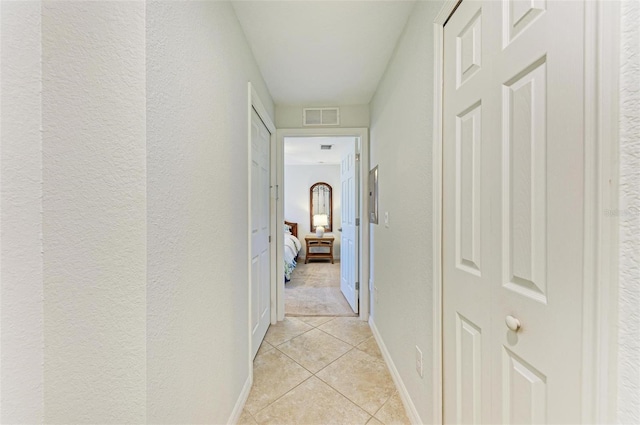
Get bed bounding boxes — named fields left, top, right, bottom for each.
left=284, top=221, right=301, bottom=281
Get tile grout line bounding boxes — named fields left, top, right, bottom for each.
left=319, top=332, right=378, bottom=349
left=251, top=346, right=368, bottom=422
left=249, top=375, right=317, bottom=422
left=256, top=318, right=373, bottom=422
left=272, top=318, right=356, bottom=375
left=313, top=345, right=392, bottom=414
left=251, top=315, right=403, bottom=424
left=315, top=325, right=362, bottom=346
left=370, top=390, right=396, bottom=422
left=313, top=345, right=381, bottom=420
left=278, top=343, right=375, bottom=423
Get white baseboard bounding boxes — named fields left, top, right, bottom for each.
left=228, top=374, right=252, bottom=425
left=369, top=318, right=423, bottom=425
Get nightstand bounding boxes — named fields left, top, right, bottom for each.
left=304, top=235, right=335, bottom=264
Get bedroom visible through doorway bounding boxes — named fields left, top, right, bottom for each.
left=283, top=136, right=358, bottom=317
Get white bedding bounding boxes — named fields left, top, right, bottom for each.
left=284, top=232, right=301, bottom=281
left=284, top=233, right=301, bottom=264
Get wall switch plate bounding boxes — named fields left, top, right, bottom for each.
left=415, top=346, right=423, bottom=378
left=384, top=211, right=389, bottom=228
left=374, top=286, right=379, bottom=305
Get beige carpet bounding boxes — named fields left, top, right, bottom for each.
left=285, top=261, right=357, bottom=317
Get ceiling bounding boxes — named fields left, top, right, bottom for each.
left=284, top=136, right=356, bottom=165
left=232, top=1, right=416, bottom=106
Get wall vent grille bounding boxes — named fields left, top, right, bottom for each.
left=303, top=107, right=340, bottom=126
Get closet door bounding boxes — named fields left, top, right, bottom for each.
left=443, top=0, right=587, bottom=422
left=251, top=107, right=271, bottom=359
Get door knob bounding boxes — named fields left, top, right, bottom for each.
left=505, top=315, right=521, bottom=332
left=338, top=228, right=342, bottom=232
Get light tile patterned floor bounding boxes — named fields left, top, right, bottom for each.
left=285, top=262, right=357, bottom=317
left=240, top=317, right=411, bottom=425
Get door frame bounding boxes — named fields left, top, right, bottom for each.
left=431, top=1, right=621, bottom=424
left=247, top=83, right=277, bottom=372
left=275, top=127, right=370, bottom=322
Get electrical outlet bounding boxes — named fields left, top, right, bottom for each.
left=384, top=211, right=390, bottom=228
left=415, top=346, right=423, bottom=378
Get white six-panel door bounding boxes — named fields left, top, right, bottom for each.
left=251, top=108, right=271, bottom=359
left=443, top=0, right=587, bottom=422
left=340, top=141, right=359, bottom=313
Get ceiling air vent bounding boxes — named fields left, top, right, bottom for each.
left=303, top=107, right=340, bottom=126
left=320, top=144, right=333, bottom=150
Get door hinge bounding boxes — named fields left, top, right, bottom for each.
left=355, top=218, right=360, bottom=226
left=271, top=184, right=279, bottom=200
left=355, top=281, right=360, bottom=290
left=269, top=236, right=272, bottom=243
left=356, top=153, right=360, bottom=161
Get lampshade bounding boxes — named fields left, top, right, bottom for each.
left=313, top=214, right=328, bottom=227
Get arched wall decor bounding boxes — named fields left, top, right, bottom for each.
left=309, top=182, right=332, bottom=232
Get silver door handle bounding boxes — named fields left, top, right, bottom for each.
left=338, top=228, right=342, bottom=232
left=505, top=315, right=521, bottom=332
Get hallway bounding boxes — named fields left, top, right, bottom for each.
left=240, top=317, right=410, bottom=425
left=1, top=1, right=636, bottom=422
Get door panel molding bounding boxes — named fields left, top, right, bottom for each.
left=501, top=347, right=547, bottom=424
left=433, top=1, right=621, bottom=424
left=502, top=58, right=548, bottom=304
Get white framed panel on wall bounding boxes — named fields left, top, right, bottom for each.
left=368, top=166, right=378, bottom=225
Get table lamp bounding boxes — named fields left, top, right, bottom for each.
left=313, top=214, right=329, bottom=237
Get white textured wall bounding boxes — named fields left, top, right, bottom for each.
left=368, top=1, right=443, bottom=422
left=146, top=2, right=273, bottom=422
left=1, top=1, right=273, bottom=422
left=618, top=0, right=640, bottom=423
left=41, top=2, right=147, bottom=422
left=276, top=104, right=369, bottom=128
left=0, top=2, right=44, bottom=422
left=284, top=164, right=341, bottom=258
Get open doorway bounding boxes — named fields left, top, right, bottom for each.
left=275, top=127, right=370, bottom=322
left=283, top=136, right=357, bottom=317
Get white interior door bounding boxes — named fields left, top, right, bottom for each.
left=443, top=0, right=587, bottom=423
left=340, top=140, right=359, bottom=313
left=251, top=108, right=271, bottom=359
